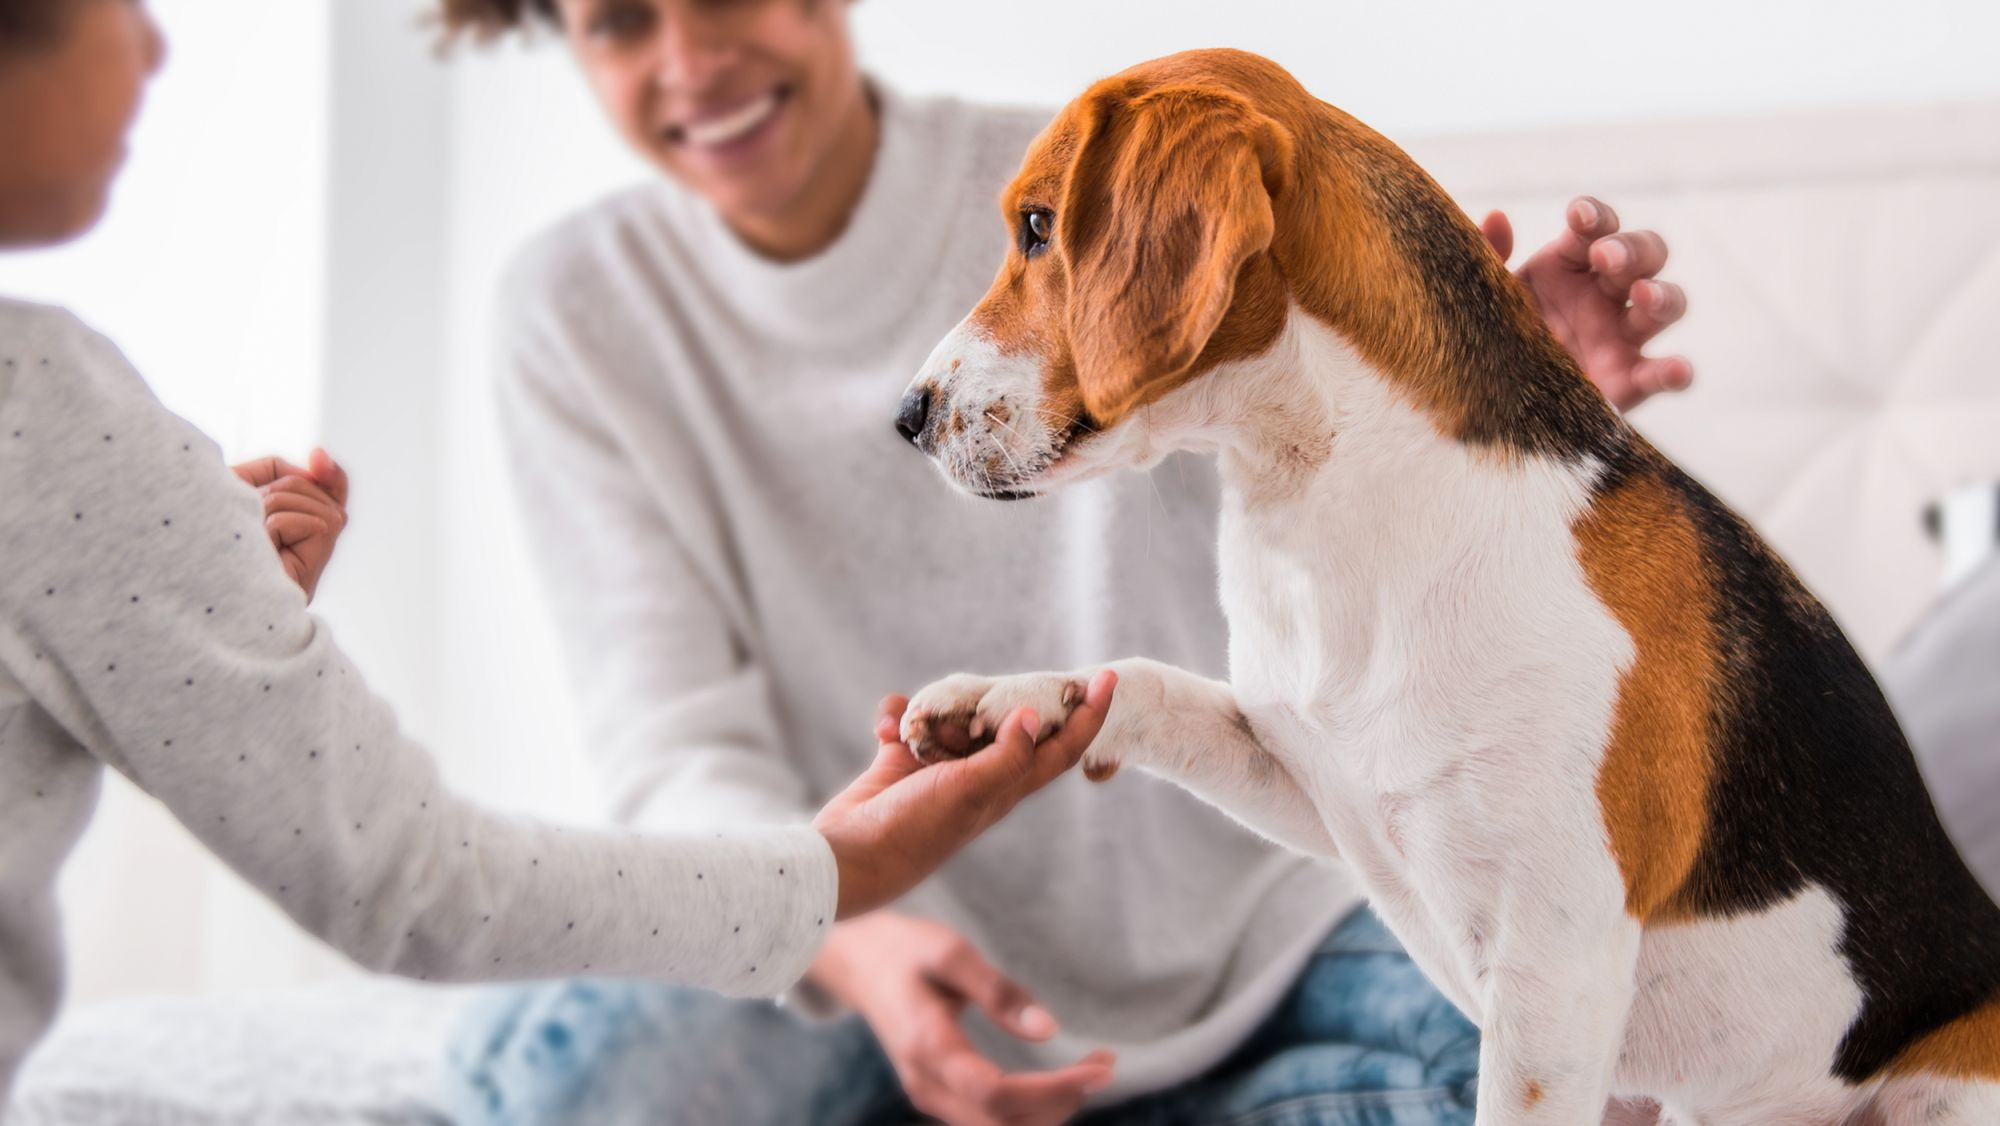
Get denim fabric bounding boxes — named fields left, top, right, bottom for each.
left=1082, top=908, right=1478, bottom=1126
left=446, top=980, right=904, bottom=1126
left=445, top=907, right=1479, bottom=1126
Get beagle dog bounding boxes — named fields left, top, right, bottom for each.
left=893, top=49, right=2000, bottom=1126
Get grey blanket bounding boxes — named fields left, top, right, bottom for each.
left=1885, top=557, right=2000, bottom=896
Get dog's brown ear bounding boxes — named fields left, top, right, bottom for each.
left=1058, top=83, right=1290, bottom=424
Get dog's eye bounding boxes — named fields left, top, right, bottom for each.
left=1018, top=208, right=1054, bottom=259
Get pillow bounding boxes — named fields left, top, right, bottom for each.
left=1883, top=555, right=2000, bottom=898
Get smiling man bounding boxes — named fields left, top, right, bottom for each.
left=437, top=2, right=1692, bottom=1124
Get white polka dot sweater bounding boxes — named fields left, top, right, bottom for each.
left=0, top=298, right=836, bottom=1105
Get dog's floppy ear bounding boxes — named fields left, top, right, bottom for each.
left=1058, top=83, right=1290, bottom=424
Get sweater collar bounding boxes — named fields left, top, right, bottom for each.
left=666, top=82, right=978, bottom=347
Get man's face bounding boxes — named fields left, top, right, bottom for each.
left=559, top=0, right=863, bottom=228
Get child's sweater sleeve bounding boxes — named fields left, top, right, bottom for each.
left=0, top=305, right=835, bottom=995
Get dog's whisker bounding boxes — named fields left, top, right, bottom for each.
left=982, top=411, right=1035, bottom=482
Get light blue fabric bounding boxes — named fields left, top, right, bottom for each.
left=1082, top=908, right=1478, bottom=1126
left=445, top=906, right=1479, bottom=1126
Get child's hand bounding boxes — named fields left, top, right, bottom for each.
left=231, top=448, right=349, bottom=602
left=813, top=671, right=1117, bottom=920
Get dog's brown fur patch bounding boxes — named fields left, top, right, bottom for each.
left=1083, top=758, right=1121, bottom=783
left=1886, top=996, right=2000, bottom=1081
left=1574, top=457, right=1720, bottom=921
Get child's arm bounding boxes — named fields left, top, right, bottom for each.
left=231, top=448, right=348, bottom=601
left=0, top=311, right=831, bottom=994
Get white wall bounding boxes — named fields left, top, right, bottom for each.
left=853, top=0, right=2000, bottom=133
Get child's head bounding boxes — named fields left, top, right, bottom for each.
left=441, top=1, right=866, bottom=243
left=0, top=0, right=164, bottom=249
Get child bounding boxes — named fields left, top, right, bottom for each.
left=0, top=0, right=1115, bottom=1106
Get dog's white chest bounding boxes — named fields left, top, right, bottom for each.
left=1210, top=356, right=1640, bottom=1012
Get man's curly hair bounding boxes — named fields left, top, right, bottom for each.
left=435, top=0, right=563, bottom=41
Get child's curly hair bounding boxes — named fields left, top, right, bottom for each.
left=435, top=0, right=564, bottom=41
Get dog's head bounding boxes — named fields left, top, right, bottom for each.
left=896, top=51, right=1302, bottom=499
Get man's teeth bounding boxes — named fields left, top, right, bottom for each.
left=681, top=93, right=781, bottom=147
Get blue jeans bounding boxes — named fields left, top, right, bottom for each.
left=446, top=907, right=1479, bottom=1126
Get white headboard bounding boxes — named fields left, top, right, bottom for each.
left=1407, top=101, right=2000, bottom=667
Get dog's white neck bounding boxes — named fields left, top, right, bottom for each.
left=1133, top=315, right=1345, bottom=507
left=1162, top=310, right=1531, bottom=531
left=1159, top=309, right=1615, bottom=767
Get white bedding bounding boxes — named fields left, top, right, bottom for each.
left=3, top=981, right=468, bottom=1126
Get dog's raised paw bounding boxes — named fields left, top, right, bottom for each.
left=901, top=672, right=1085, bottom=765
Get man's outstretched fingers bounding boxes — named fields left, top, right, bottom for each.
left=1629, top=355, right=1695, bottom=396
left=984, top=1051, right=1117, bottom=1118
left=930, top=1045, right=1007, bottom=1113
left=1555, top=195, right=1620, bottom=269
left=1590, top=229, right=1670, bottom=295
left=1623, top=279, right=1687, bottom=343
left=1480, top=209, right=1514, bottom=263
left=930, top=941, right=1054, bottom=1042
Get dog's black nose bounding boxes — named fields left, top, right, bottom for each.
left=895, top=386, right=931, bottom=446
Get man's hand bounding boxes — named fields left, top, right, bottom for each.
left=1483, top=196, right=1693, bottom=411
left=231, top=448, right=349, bottom=601
left=810, top=913, right=1115, bottom=1126
left=813, top=671, right=1116, bottom=920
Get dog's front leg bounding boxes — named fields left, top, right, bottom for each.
left=1473, top=900, right=1641, bottom=1126
left=903, top=658, right=1336, bottom=857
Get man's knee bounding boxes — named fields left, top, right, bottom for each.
left=446, top=979, right=891, bottom=1126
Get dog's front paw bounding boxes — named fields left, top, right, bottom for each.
left=901, top=672, right=1086, bottom=765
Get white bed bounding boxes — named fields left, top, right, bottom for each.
left=9, top=98, right=1998, bottom=1125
